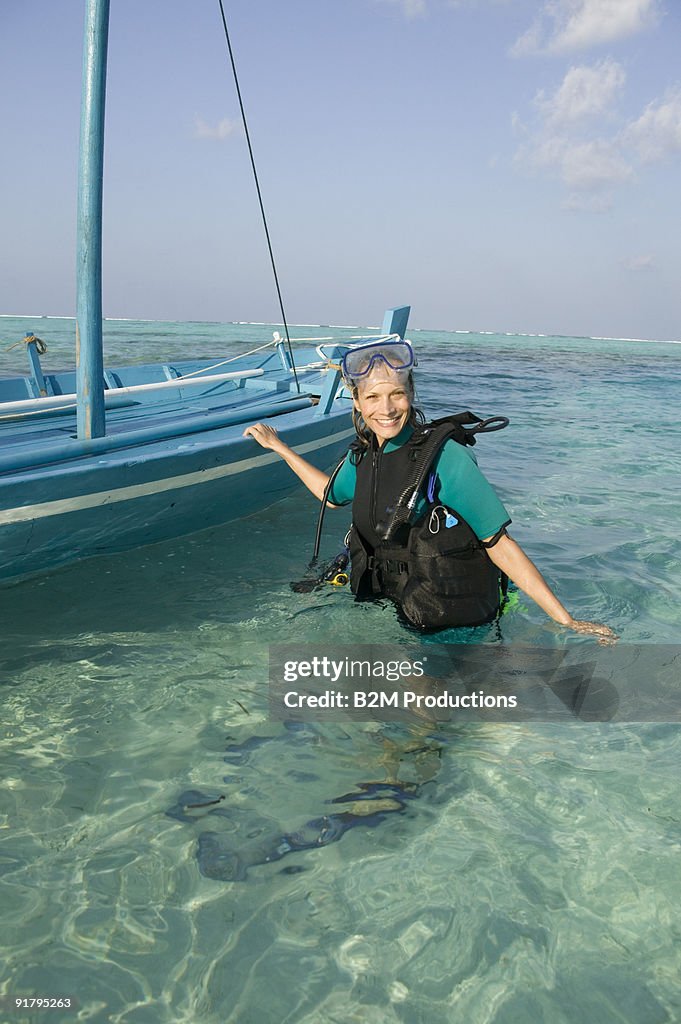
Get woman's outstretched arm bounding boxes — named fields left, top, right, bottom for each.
left=485, top=533, right=618, bottom=640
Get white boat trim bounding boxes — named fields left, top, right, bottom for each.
left=0, top=425, right=354, bottom=526
left=0, top=367, right=266, bottom=417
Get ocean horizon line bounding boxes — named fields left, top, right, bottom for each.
left=1, top=313, right=678, bottom=346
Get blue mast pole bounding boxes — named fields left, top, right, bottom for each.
left=76, top=0, right=110, bottom=439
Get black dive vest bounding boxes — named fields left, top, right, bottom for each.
left=347, top=414, right=509, bottom=631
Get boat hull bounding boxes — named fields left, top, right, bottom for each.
left=0, top=401, right=353, bottom=583
left=0, top=308, right=411, bottom=583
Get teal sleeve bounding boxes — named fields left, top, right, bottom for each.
left=431, top=441, right=511, bottom=540
left=327, top=453, right=356, bottom=506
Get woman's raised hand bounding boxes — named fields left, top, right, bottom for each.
left=243, top=423, right=286, bottom=452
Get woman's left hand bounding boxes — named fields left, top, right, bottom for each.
left=565, top=618, right=619, bottom=643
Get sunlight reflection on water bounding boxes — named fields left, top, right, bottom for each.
left=1, top=321, right=680, bottom=1022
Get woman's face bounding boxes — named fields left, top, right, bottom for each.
left=353, top=370, right=413, bottom=446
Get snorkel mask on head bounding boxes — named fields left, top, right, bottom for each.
left=341, top=339, right=416, bottom=386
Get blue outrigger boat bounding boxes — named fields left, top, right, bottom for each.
left=0, top=0, right=410, bottom=584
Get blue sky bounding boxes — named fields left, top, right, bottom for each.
left=1, top=0, right=680, bottom=338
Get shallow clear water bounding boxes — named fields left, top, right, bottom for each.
left=1, top=317, right=680, bottom=1023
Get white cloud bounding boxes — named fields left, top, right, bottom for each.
left=622, top=88, right=681, bottom=162
left=518, top=73, right=681, bottom=203
left=511, top=19, right=545, bottom=57
left=378, top=0, right=427, bottom=17
left=515, top=61, right=681, bottom=207
left=194, top=117, right=238, bottom=141
left=522, top=133, right=634, bottom=191
left=446, top=0, right=512, bottom=6
left=379, top=0, right=513, bottom=15
left=560, top=139, right=634, bottom=189
left=536, top=59, right=626, bottom=127
left=515, top=61, right=634, bottom=194
left=511, top=0, right=661, bottom=57
left=621, top=254, right=655, bottom=271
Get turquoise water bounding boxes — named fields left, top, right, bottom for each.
left=1, top=317, right=680, bottom=1023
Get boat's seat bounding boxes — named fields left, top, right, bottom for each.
left=0, top=377, right=38, bottom=402
left=105, top=365, right=180, bottom=388
left=45, top=371, right=78, bottom=395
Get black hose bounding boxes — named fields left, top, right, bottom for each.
left=311, top=457, right=348, bottom=564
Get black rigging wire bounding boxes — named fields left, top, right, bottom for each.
left=216, top=0, right=300, bottom=392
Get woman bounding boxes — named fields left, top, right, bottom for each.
left=244, top=340, right=616, bottom=640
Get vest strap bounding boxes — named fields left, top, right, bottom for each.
left=367, top=555, right=408, bottom=575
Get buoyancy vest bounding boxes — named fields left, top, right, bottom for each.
left=347, top=413, right=509, bottom=630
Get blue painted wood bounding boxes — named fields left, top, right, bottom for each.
left=314, top=344, right=347, bottom=416
left=0, top=395, right=313, bottom=476
left=2, top=0, right=408, bottom=586
left=25, top=335, right=49, bottom=397
left=381, top=306, right=411, bottom=339
left=76, top=0, right=110, bottom=440
left=0, top=300, right=404, bottom=581
left=0, top=402, right=355, bottom=583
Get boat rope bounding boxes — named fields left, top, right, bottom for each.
left=176, top=339, right=277, bottom=379
left=4, top=334, right=48, bottom=354
left=175, top=332, right=402, bottom=380
left=216, top=0, right=300, bottom=393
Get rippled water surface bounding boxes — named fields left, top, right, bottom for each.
left=1, top=318, right=680, bottom=1023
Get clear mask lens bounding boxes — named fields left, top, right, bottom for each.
left=341, top=341, right=415, bottom=381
